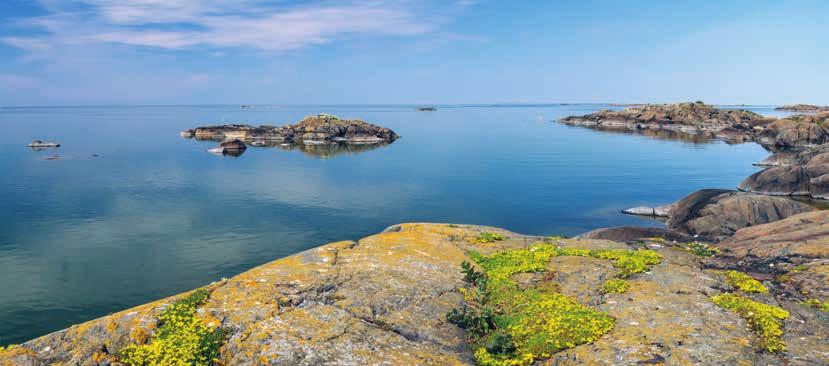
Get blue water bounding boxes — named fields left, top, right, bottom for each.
left=0, top=104, right=772, bottom=344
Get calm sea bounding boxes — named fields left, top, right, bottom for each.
left=0, top=104, right=777, bottom=344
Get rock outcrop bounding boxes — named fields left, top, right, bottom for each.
left=665, top=189, right=815, bottom=241
left=576, top=226, right=692, bottom=242
left=621, top=204, right=673, bottom=218
left=740, top=144, right=829, bottom=199
left=776, top=104, right=829, bottom=113
left=3, top=223, right=826, bottom=365
left=182, top=114, right=399, bottom=146
left=559, top=102, right=829, bottom=149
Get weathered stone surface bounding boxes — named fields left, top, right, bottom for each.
left=576, top=226, right=693, bottom=243
left=2, top=224, right=827, bottom=365
left=740, top=144, right=829, bottom=199
left=182, top=114, right=399, bottom=147
left=621, top=204, right=673, bottom=218
left=716, top=210, right=829, bottom=264
left=666, top=189, right=815, bottom=242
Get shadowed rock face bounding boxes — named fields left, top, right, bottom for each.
left=741, top=144, right=829, bottom=199
left=4, top=223, right=827, bottom=365
left=666, top=189, right=815, bottom=242
left=559, top=103, right=829, bottom=150
left=182, top=114, right=399, bottom=147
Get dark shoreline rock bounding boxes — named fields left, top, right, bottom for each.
left=182, top=114, right=399, bottom=147
left=740, top=144, right=829, bottom=199
left=665, top=189, right=815, bottom=242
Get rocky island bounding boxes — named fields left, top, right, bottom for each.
left=181, top=114, right=399, bottom=147
left=776, top=104, right=829, bottom=113
left=559, top=101, right=829, bottom=149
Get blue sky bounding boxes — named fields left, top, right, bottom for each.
left=0, top=0, right=827, bottom=106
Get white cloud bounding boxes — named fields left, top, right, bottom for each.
left=4, top=0, right=444, bottom=53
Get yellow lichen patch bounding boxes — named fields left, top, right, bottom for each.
left=723, top=270, right=767, bottom=293
left=712, top=294, right=789, bottom=352
left=475, top=232, right=506, bottom=243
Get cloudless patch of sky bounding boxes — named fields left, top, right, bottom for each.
left=0, top=0, right=827, bottom=106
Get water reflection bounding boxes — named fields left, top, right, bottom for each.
left=194, top=137, right=391, bottom=159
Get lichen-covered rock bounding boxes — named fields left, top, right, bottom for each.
left=2, top=224, right=827, bottom=365
left=666, top=189, right=815, bottom=242
left=740, top=144, right=829, bottom=199
left=184, top=114, right=399, bottom=147
left=716, top=210, right=829, bottom=265
left=775, top=104, right=829, bottom=113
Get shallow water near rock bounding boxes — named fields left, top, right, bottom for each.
left=0, top=104, right=775, bottom=344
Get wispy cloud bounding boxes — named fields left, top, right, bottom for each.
left=4, top=0, right=448, bottom=54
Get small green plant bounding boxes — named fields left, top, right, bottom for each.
left=118, top=288, right=225, bottom=366
left=801, top=299, right=829, bottom=312
left=476, top=232, right=506, bottom=243
left=601, top=278, right=630, bottom=294
left=447, top=224, right=459, bottom=228
left=724, top=270, right=767, bottom=293
left=712, top=293, right=788, bottom=352
left=685, top=242, right=720, bottom=257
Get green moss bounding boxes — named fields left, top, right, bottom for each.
left=724, top=270, right=767, bottom=293
left=450, top=243, right=661, bottom=365
left=801, top=299, right=829, bottom=312
left=684, top=241, right=720, bottom=257
left=712, top=294, right=789, bottom=352
left=601, top=278, right=629, bottom=294
left=476, top=232, right=506, bottom=243
left=118, top=289, right=225, bottom=366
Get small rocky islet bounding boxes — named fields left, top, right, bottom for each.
left=181, top=113, right=399, bottom=147
left=4, top=103, right=829, bottom=365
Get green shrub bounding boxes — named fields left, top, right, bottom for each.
left=685, top=242, right=720, bottom=257
left=712, top=293, right=788, bottom=352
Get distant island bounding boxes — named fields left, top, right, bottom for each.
left=417, top=107, right=437, bottom=111
left=775, top=104, right=829, bottom=113
left=181, top=113, right=399, bottom=147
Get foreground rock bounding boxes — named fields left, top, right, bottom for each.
left=182, top=114, right=399, bottom=146
left=776, top=104, right=829, bottom=113
left=559, top=102, right=829, bottom=149
left=741, top=144, right=829, bottom=199
left=576, top=226, right=693, bottom=242
left=666, top=189, right=815, bottom=241
left=2, top=223, right=827, bottom=365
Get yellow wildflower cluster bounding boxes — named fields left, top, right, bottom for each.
left=601, top=278, right=629, bottom=294
left=118, top=289, right=224, bottom=366
left=453, top=243, right=661, bottom=365
left=476, top=232, right=506, bottom=243
left=724, top=270, right=768, bottom=293
left=712, top=293, right=789, bottom=352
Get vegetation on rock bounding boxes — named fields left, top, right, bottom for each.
left=476, top=232, right=506, bottom=243
left=801, top=299, right=829, bottom=312
left=684, top=241, right=720, bottom=257
left=724, top=270, right=768, bottom=293
left=601, top=278, right=630, bottom=294
left=712, top=294, right=789, bottom=352
left=118, top=289, right=225, bottom=366
left=448, top=243, right=661, bottom=365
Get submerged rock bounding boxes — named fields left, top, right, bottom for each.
left=185, top=114, right=399, bottom=147
left=3, top=223, right=827, bottom=365
left=666, top=189, right=815, bottom=242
